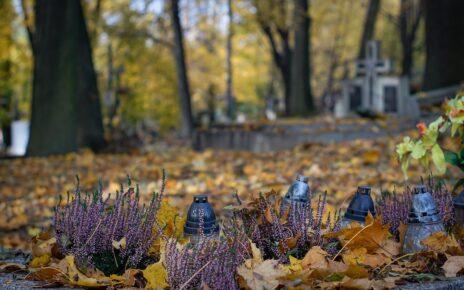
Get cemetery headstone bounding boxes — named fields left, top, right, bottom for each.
left=335, top=40, right=419, bottom=118
left=8, top=120, right=29, bottom=156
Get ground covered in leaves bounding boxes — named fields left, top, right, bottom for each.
left=2, top=132, right=464, bottom=289
left=0, top=131, right=460, bottom=250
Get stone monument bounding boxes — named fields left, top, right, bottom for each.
left=335, top=40, right=419, bottom=118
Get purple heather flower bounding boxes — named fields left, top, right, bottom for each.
left=165, top=219, right=250, bottom=290
left=235, top=191, right=331, bottom=261
left=54, top=174, right=165, bottom=275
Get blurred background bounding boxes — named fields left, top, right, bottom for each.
left=0, top=0, right=463, bottom=249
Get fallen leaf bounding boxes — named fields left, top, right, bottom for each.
left=442, top=256, right=464, bottom=277
left=264, top=206, right=274, bottom=223
left=287, top=256, right=303, bottom=272
left=343, top=247, right=387, bottom=268
left=143, top=260, right=168, bottom=289
left=375, top=239, right=401, bottom=257
left=26, top=267, right=64, bottom=283
left=279, top=233, right=301, bottom=253
left=301, top=246, right=328, bottom=269
left=362, top=150, right=381, bottom=164
left=250, top=241, right=263, bottom=264
left=421, top=231, right=462, bottom=255
left=325, top=214, right=389, bottom=253
left=29, top=254, right=51, bottom=268
left=341, top=277, right=372, bottom=289
left=0, top=262, right=26, bottom=273
left=112, top=237, right=127, bottom=250
left=64, top=255, right=112, bottom=287
left=344, top=264, right=370, bottom=279
left=237, top=259, right=288, bottom=290
left=31, top=237, right=56, bottom=257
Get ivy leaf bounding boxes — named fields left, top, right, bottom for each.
left=431, top=144, right=446, bottom=175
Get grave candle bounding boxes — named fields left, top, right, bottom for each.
left=340, top=186, right=376, bottom=228
left=183, top=194, right=220, bottom=244
left=281, top=174, right=311, bottom=211
left=402, top=185, right=445, bottom=254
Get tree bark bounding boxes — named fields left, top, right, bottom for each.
left=358, top=0, right=381, bottom=59
left=0, top=0, right=14, bottom=133
left=225, top=0, right=235, bottom=119
left=399, top=0, right=422, bottom=77
left=288, top=0, right=314, bottom=115
left=76, top=1, right=105, bottom=150
left=423, top=0, right=464, bottom=90
left=27, top=0, right=104, bottom=156
left=259, top=24, right=292, bottom=116
left=169, top=0, right=194, bottom=137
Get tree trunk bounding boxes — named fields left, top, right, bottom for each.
left=169, top=0, right=194, bottom=137
left=0, top=0, right=14, bottom=148
left=76, top=1, right=105, bottom=150
left=423, top=0, right=464, bottom=90
left=358, top=0, right=381, bottom=59
left=399, top=0, right=422, bottom=77
left=260, top=24, right=292, bottom=116
left=288, top=0, right=314, bottom=115
left=225, top=0, right=235, bottom=120
left=27, top=0, right=104, bottom=156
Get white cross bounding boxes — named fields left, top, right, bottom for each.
left=355, top=41, right=391, bottom=107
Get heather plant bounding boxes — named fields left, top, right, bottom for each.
left=378, top=179, right=455, bottom=237
left=54, top=175, right=165, bottom=275
left=165, top=219, right=250, bottom=289
left=233, top=190, right=333, bottom=262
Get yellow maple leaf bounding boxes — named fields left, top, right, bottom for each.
left=325, top=214, right=389, bottom=253
left=342, top=247, right=387, bottom=268
left=142, top=260, right=169, bottom=289
left=156, top=199, right=185, bottom=237
left=421, top=231, right=463, bottom=255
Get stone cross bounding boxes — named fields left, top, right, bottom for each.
left=355, top=41, right=391, bottom=107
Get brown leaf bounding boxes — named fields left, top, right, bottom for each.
left=343, top=247, right=387, bottom=268
left=344, top=264, right=370, bottom=279
left=279, top=208, right=289, bottom=225
left=237, top=259, right=288, bottom=290
left=326, top=214, right=389, bottom=253
left=0, top=262, right=26, bottom=273
left=264, top=206, right=274, bottom=223
left=31, top=237, right=56, bottom=258
left=421, top=231, right=463, bottom=255
left=64, top=255, right=112, bottom=287
left=442, top=256, right=464, bottom=277
left=279, top=233, right=302, bottom=253
left=362, top=150, right=381, bottom=165
left=341, top=277, right=372, bottom=290
left=375, top=239, right=401, bottom=257
left=301, top=246, right=328, bottom=269
left=26, top=267, right=64, bottom=283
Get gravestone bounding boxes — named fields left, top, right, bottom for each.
left=8, top=120, right=29, bottom=156
left=335, top=41, right=419, bottom=118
